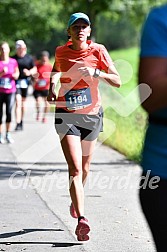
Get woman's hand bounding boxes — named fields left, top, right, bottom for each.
left=12, top=66, right=20, bottom=80
left=47, top=89, right=56, bottom=104
left=0, top=66, right=8, bottom=77
left=78, top=67, right=95, bottom=77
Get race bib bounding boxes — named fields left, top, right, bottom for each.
left=65, top=88, right=92, bottom=110
left=17, top=79, right=28, bottom=88
left=37, top=79, right=47, bottom=87
left=0, top=78, right=12, bottom=89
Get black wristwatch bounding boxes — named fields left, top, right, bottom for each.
left=93, top=68, right=101, bottom=78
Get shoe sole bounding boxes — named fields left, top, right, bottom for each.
left=77, top=234, right=89, bottom=241
left=15, top=128, right=22, bottom=131
left=75, top=221, right=90, bottom=236
left=6, top=140, right=14, bottom=144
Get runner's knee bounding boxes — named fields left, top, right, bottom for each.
left=69, top=166, right=81, bottom=177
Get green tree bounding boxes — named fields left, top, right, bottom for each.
left=56, top=0, right=167, bottom=40
left=0, top=0, right=61, bottom=46
left=0, top=0, right=166, bottom=53
left=96, top=13, right=138, bottom=50
left=56, top=0, right=113, bottom=39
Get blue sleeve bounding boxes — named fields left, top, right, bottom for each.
left=140, top=5, right=167, bottom=57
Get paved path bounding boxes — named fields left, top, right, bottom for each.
left=0, top=96, right=156, bottom=252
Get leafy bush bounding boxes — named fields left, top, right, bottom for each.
left=98, top=47, right=148, bottom=162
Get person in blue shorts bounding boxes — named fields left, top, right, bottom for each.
left=138, top=4, right=167, bottom=252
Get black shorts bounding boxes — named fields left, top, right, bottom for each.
left=16, top=87, right=28, bottom=98
left=33, top=90, right=49, bottom=99
left=55, top=107, right=103, bottom=141
left=16, top=78, right=31, bottom=98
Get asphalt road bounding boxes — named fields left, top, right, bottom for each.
left=0, top=95, right=156, bottom=252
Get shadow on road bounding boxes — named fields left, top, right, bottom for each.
left=0, top=228, right=64, bottom=239
left=0, top=241, right=82, bottom=247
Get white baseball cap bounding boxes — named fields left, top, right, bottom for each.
left=15, top=40, right=26, bottom=49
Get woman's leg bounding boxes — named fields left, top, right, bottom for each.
left=60, top=134, right=84, bottom=217
left=6, top=93, right=15, bottom=132
left=0, top=94, right=4, bottom=135
left=42, top=97, right=50, bottom=122
left=43, top=97, right=50, bottom=115
left=35, top=96, right=41, bottom=119
left=5, top=93, right=15, bottom=143
left=81, top=138, right=97, bottom=185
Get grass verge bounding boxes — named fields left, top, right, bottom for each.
left=98, top=47, right=148, bottom=162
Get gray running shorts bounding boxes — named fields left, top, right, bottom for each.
left=54, top=107, right=103, bottom=141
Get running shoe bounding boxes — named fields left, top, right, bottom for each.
left=42, top=117, right=47, bottom=123
left=70, top=203, right=78, bottom=218
left=6, top=133, right=14, bottom=144
left=77, top=234, right=89, bottom=241
left=0, top=134, right=5, bottom=144
left=15, top=121, right=23, bottom=131
left=75, top=217, right=90, bottom=241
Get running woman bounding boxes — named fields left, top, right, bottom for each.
left=33, top=51, right=52, bottom=123
left=47, top=12, right=121, bottom=241
left=0, top=42, right=19, bottom=143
